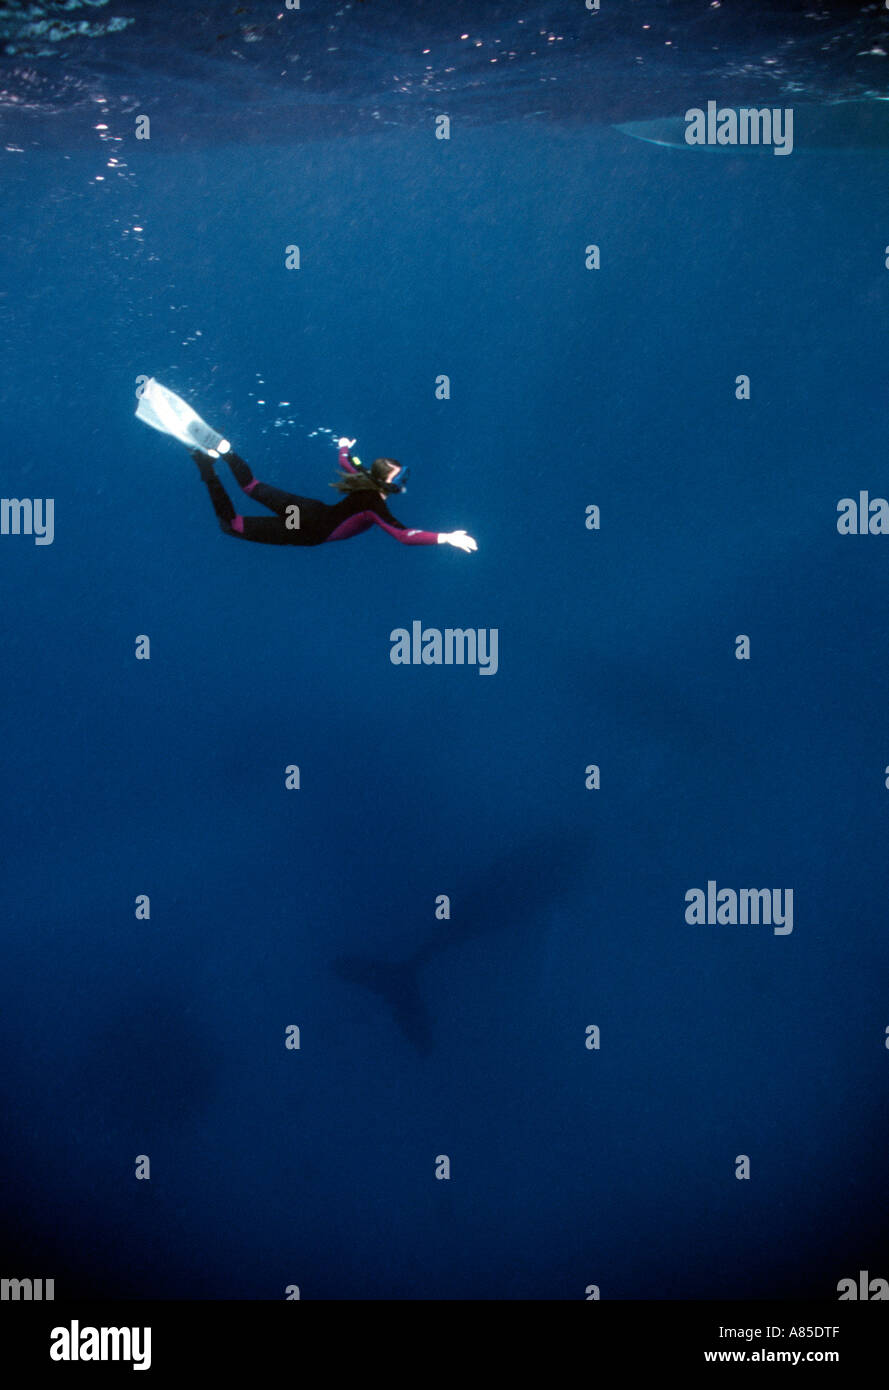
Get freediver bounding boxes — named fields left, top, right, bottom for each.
left=136, top=378, right=477, bottom=553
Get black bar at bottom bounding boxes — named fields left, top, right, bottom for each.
left=0, top=1299, right=883, bottom=1376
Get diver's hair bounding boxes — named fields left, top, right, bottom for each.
left=330, top=457, right=402, bottom=495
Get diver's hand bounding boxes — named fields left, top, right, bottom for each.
left=337, top=437, right=356, bottom=449
left=438, top=530, right=477, bottom=553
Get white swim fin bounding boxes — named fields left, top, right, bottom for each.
left=136, top=378, right=230, bottom=455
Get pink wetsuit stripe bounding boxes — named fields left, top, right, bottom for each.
left=369, top=514, right=438, bottom=545
left=231, top=515, right=245, bottom=534
left=327, top=513, right=373, bottom=542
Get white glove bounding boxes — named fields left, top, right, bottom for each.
left=337, top=437, right=356, bottom=449
left=438, top=530, right=477, bottom=553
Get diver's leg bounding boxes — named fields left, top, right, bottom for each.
left=236, top=516, right=294, bottom=545
left=223, top=450, right=310, bottom=522
left=193, top=451, right=294, bottom=544
left=224, top=450, right=257, bottom=490
left=193, top=450, right=238, bottom=531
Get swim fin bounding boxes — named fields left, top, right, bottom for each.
left=135, top=378, right=230, bottom=454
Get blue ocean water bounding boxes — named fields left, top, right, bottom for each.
left=2, top=1, right=889, bottom=1300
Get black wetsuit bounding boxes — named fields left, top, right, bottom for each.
left=193, top=446, right=438, bottom=547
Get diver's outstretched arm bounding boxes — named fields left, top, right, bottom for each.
left=368, top=512, right=477, bottom=551
left=338, top=438, right=477, bottom=551
left=337, top=438, right=358, bottom=474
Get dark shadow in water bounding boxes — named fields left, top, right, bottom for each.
left=334, top=955, right=436, bottom=1055
left=333, top=825, right=591, bottom=1054
left=76, top=989, right=218, bottom=1133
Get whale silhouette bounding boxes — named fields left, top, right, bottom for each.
left=333, top=826, right=591, bottom=1054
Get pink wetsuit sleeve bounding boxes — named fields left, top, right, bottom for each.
left=339, top=445, right=358, bottom=474
left=368, top=513, right=439, bottom=545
